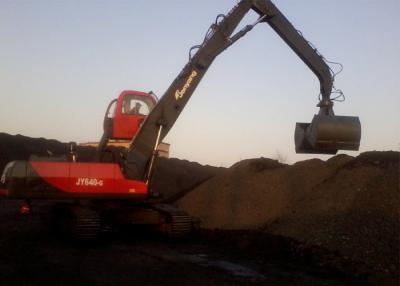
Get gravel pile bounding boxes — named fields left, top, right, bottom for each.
left=178, top=151, right=399, bottom=284
left=151, top=157, right=224, bottom=201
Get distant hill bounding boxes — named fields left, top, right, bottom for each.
left=0, top=133, right=96, bottom=172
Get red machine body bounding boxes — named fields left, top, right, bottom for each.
left=2, top=160, right=148, bottom=200
left=1, top=90, right=156, bottom=201
left=31, top=161, right=148, bottom=198
left=0, top=188, right=7, bottom=197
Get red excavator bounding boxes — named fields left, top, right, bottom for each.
left=0, top=0, right=361, bottom=239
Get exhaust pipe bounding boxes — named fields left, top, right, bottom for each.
left=295, top=114, right=361, bottom=154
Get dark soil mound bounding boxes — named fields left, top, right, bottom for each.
left=0, top=133, right=97, bottom=171
left=151, top=157, right=224, bottom=201
left=178, top=151, right=400, bottom=285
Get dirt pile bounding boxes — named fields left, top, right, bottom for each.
left=151, top=157, right=224, bottom=201
left=177, top=155, right=353, bottom=229
left=178, top=151, right=399, bottom=283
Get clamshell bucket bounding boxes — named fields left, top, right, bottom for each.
left=295, top=115, right=361, bottom=154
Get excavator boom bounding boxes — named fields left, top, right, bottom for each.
left=125, top=0, right=361, bottom=180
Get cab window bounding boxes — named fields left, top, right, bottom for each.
left=122, top=95, right=155, bottom=116
left=107, top=100, right=117, bottom=119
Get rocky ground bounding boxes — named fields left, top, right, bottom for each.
left=0, top=133, right=398, bottom=285
left=0, top=200, right=367, bottom=286
left=178, top=152, right=399, bottom=285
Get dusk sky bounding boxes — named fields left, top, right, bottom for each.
left=1, top=0, right=399, bottom=166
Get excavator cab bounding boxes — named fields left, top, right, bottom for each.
left=104, top=90, right=157, bottom=140
left=97, top=90, right=157, bottom=158
left=111, top=91, right=157, bottom=140
left=295, top=114, right=361, bottom=154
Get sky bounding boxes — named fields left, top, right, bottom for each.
left=1, top=0, right=399, bottom=167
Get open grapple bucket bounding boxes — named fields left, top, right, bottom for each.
left=295, top=115, right=361, bottom=154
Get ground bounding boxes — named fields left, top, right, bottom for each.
left=0, top=200, right=366, bottom=286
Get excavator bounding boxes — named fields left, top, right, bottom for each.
left=0, top=0, right=361, bottom=239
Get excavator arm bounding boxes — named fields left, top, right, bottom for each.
left=125, top=0, right=361, bottom=181
left=252, top=0, right=333, bottom=112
